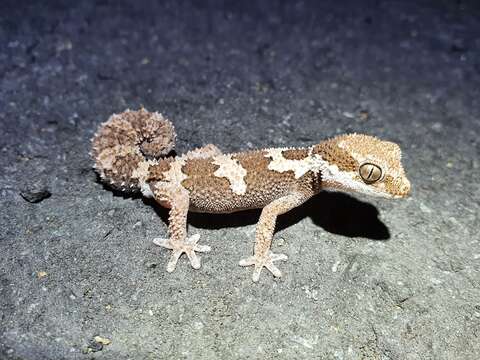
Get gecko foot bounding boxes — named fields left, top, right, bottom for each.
left=153, top=234, right=211, bottom=272
left=239, top=252, right=288, bottom=282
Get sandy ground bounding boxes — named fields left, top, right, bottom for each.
left=1, top=1, right=480, bottom=359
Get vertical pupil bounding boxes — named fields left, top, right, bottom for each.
left=367, top=166, right=375, bottom=180
left=361, top=163, right=381, bottom=182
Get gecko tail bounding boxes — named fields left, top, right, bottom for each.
left=91, top=109, right=176, bottom=193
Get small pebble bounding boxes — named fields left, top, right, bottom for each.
left=146, top=261, right=158, bottom=269
left=94, top=336, right=111, bottom=345
left=20, top=187, right=51, bottom=203
left=84, top=342, right=102, bottom=353
left=432, top=122, right=442, bottom=132
left=359, top=110, right=369, bottom=120
left=84, top=335, right=111, bottom=353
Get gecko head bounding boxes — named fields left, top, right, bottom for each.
left=314, top=134, right=411, bottom=199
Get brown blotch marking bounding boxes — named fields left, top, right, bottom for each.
left=302, top=170, right=323, bottom=194
left=281, top=148, right=309, bottom=161
left=312, top=140, right=358, bottom=172
left=234, top=150, right=312, bottom=197
left=147, top=158, right=174, bottom=182
left=181, top=158, right=231, bottom=194
left=234, top=150, right=275, bottom=191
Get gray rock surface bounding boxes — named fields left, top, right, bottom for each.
left=1, top=0, right=479, bottom=359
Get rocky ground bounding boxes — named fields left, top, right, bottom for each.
left=1, top=0, right=479, bottom=359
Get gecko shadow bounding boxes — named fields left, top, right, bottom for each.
left=145, top=191, right=390, bottom=241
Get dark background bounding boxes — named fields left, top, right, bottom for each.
left=1, top=0, right=479, bottom=359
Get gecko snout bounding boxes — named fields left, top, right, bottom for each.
left=401, top=180, right=411, bottom=196
left=394, top=178, right=411, bottom=198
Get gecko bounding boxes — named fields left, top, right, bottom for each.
left=91, top=109, right=411, bottom=282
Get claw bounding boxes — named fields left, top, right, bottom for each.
left=166, top=249, right=183, bottom=272
left=239, top=251, right=288, bottom=282
left=186, top=249, right=200, bottom=269
left=152, top=237, right=172, bottom=248
left=153, top=234, right=210, bottom=272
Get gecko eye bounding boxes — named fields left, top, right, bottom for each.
left=359, top=163, right=382, bottom=183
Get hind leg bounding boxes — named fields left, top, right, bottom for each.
left=152, top=184, right=211, bottom=272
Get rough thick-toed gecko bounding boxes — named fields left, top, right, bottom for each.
left=92, top=109, right=411, bottom=281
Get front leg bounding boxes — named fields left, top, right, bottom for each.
left=152, top=184, right=211, bottom=272
left=239, top=192, right=309, bottom=282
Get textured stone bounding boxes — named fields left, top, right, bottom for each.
left=1, top=1, right=479, bottom=359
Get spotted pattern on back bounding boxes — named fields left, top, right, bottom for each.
left=265, top=148, right=317, bottom=179
left=171, top=150, right=319, bottom=213
left=212, top=154, right=248, bottom=195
